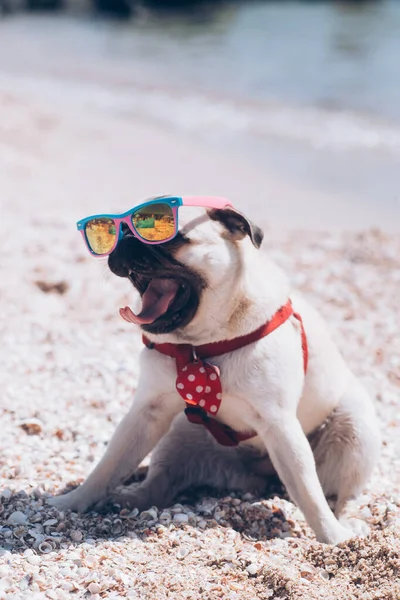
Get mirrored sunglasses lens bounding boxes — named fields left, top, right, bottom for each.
left=132, top=203, right=175, bottom=242
left=85, top=218, right=117, bottom=255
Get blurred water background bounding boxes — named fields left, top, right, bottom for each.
left=1, top=0, right=399, bottom=229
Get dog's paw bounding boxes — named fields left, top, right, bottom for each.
left=324, top=519, right=370, bottom=545
left=106, top=483, right=148, bottom=511
left=47, top=489, right=91, bottom=513
left=339, top=516, right=370, bottom=538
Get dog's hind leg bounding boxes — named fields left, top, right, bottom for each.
left=310, top=375, right=381, bottom=530
left=108, top=413, right=265, bottom=511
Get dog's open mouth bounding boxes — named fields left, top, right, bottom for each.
left=108, top=234, right=205, bottom=334
left=120, top=276, right=195, bottom=333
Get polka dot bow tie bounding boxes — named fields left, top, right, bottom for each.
left=175, top=359, right=222, bottom=415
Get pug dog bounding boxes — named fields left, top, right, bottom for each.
left=50, top=202, right=380, bottom=545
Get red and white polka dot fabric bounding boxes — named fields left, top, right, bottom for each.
left=175, top=360, right=222, bottom=415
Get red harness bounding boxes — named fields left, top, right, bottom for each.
left=142, top=300, right=308, bottom=447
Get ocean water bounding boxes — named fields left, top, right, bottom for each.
left=1, top=0, right=400, bottom=217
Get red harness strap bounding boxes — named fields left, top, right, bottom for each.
left=143, top=299, right=308, bottom=447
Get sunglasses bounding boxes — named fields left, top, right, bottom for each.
left=77, top=196, right=232, bottom=257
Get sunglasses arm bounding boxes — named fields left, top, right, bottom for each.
left=181, top=196, right=233, bottom=209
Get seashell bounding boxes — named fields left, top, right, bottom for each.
left=6, top=511, right=27, bottom=525
left=140, top=507, right=158, bottom=521
left=88, top=582, right=101, bottom=595
left=18, top=418, right=43, bottom=435
left=246, top=563, right=260, bottom=576
left=70, top=530, right=83, bottom=542
left=38, top=541, right=53, bottom=554
left=319, top=569, right=330, bottom=581
left=13, top=526, right=27, bottom=539
left=176, top=546, right=189, bottom=560
left=173, top=513, right=189, bottom=524
left=111, top=519, right=124, bottom=536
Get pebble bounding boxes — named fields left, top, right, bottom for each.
left=319, top=569, right=330, bottom=581
left=18, top=417, right=43, bottom=435
left=176, top=546, right=189, bottom=560
left=88, top=582, right=101, bottom=595
left=140, top=507, right=158, bottom=521
left=70, top=530, right=83, bottom=542
left=173, top=513, right=189, bottom=524
left=62, top=582, right=75, bottom=591
left=300, top=565, right=315, bottom=581
left=159, top=511, right=172, bottom=522
left=197, top=520, right=207, bottom=529
left=246, top=563, right=260, bottom=576
left=27, top=555, right=41, bottom=566
left=6, top=511, right=28, bottom=525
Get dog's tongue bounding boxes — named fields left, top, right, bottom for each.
left=120, top=278, right=180, bottom=325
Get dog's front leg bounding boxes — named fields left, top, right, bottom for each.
left=49, top=384, right=181, bottom=513
left=252, top=410, right=353, bottom=545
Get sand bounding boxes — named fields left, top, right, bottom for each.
left=1, top=62, right=400, bottom=600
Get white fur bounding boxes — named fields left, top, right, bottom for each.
left=50, top=208, right=381, bottom=545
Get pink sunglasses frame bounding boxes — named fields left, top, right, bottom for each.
left=76, top=196, right=233, bottom=257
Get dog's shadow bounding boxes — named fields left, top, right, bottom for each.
left=0, top=470, right=301, bottom=556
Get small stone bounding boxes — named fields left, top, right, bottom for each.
left=19, top=418, right=43, bottom=435
left=173, top=513, right=189, bottom=524
left=300, top=565, right=315, bottom=580
left=62, top=582, right=75, bottom=591
left=70, top=530, right=83, bottom=542
left=43, top=519, right=58, bottom=526
left=159, top=511, right=171, bottom=522
left=246, top=563, right=260, bottom=576
left=88, top=582, right=101, bottom=595
left=6, top=510, right=28, bottom=525
left=319, top=569, right=330, bottom=581
left=140, top=507, right=158, bottom=520
left=85, top=555, right=97, bottom=568
left=176, top=546, right=189, bottom=560
left=324, top=560, right=337, bottom=573
left=27, top=555, right=41, bottom=566
left=156, top=526, right=167, bottom=535
left=197, top=520, right=207, bottom=529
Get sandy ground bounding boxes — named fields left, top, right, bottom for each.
left=1, top=77, right=400, bottom=599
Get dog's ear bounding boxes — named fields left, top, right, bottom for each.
left=208, top=208, right=264, bottom=249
